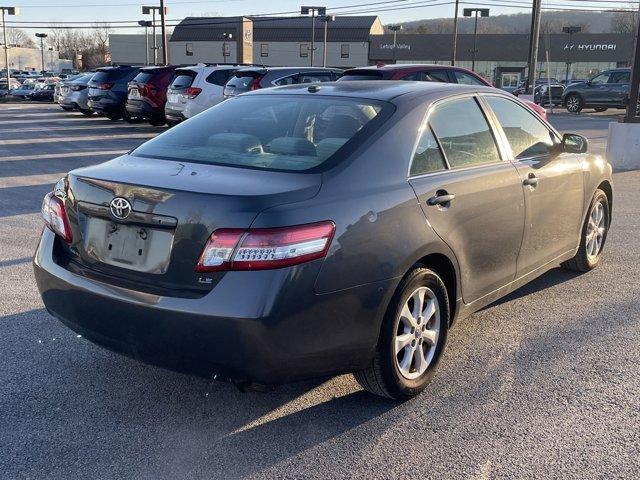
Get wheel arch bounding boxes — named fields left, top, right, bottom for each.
left=413, top=253, right=459, bottom=324
left=597, top=180, right=613, bottom=216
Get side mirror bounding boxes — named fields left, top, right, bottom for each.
left=562, top=133, right=588, bottom=154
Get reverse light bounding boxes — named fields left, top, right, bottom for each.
left=41, top=192, right=72, bottom=243
left=183, top=87, right=202, bottom=99
left=196, top=222, right=335, bottom=272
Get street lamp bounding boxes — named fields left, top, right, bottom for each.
left=222, top=32, right=232, bottom=60
left=562, top=25, right=581, bottom=84
left=388, top=24, right=402, bottom=64
left=463, top=8, right=489, bottom=72
left=321, top=14, right=334, bottom=67
left=35, top=33, right=48, bottom=73
left=143, top=5, right=168, bottom=65
left=301, top=6, right=326, bottom=67
left=138, top=20, right=153, bottom=65
left=1, top=6, right=18, bottom=88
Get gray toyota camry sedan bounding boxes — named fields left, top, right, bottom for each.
left=34, top=81, right=613, bottom=400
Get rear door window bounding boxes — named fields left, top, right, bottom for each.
left=608, top=71, right=630, bottom=84
left=423, top=70, right=449, bottom=82
left=453, top=70, right=486, bottom=86
left=205, top=69, right=233, bottom=86
left=298, top=72, right=334, bottom=83
left=429, top=97, right=501, bottom=168
left=410, top=126, right=447, bottom=176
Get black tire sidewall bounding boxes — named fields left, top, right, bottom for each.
left=581, top=190, right=610, bottom=269
left=379, top=269, right=450, bottom=399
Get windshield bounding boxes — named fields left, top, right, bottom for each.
left=132, top=95, right=390, bottom=172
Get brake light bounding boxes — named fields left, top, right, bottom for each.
left=195, top=221, right=335, bottom=272
left=183, top=87, right=202, bottom=99
left=249, top=76, right=263, bottom=91
left=41, top=192, right=72, bottom=243
left=97, top=82, right=114, bottom=90
left=70, top=85, right=86, bottom=91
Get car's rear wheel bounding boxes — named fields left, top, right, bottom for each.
left=148, top=115, right=166, bottom=126
left=106, top=111, right=121, bottom=121
left=122, top=107, right=143, bottom=123
left=354, top=267, right=449, bottom=400
left=562, top=189, right=610, bottom=272
left=80, top=109, right=93, bottom=116
left=166, top=120, right=180, bottom=128
left=594, top=107, right=608, bottom=112
left=565, top=94, right=583, bottom=113
left=61, top=106, right=74, bottom=111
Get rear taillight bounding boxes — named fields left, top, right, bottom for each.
left=97, top=82, right=114, bottom=90
left=195, top=221, right=335, bottom=272
left=183, top=87, right=202, bottom=99
left=70, top=85, right=86, bottom=91
left=41, top=192, right=72, bottom=243
left=249, top=76, right=263, bottom=91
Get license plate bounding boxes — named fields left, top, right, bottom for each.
left=167, top=93, right=179, bottom=103
left=129, top=88, right=140, bottom=99
left=83, top=218, right=174, bottom=274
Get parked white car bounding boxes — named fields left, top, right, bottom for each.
left=164, top=64, right=243, bottom=126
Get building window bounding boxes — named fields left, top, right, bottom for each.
left=223, top=42, right=230, bottom=57
left=261, top=44, right=269, bottom=57
left=341, top=44, right=350, bottom=59
left=300, top=44, right=309, bottom=58
left=185, top=43, right=193, bottom=56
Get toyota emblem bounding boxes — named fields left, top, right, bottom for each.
left=110, top=197, right=132, bottom=220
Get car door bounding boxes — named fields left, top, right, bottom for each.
left=408, top=95, right=525, bottom=304
left=583, top=71, right=612, bottom=104
left=607, top=70, right=630, bottom=107
left=482, top=95, right=584, bottom=276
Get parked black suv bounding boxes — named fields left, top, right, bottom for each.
left=562, top=68, right=631, bottom=113
left=88, top=65, right=142, bottom=121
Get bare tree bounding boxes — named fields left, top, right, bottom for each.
left=612, top=6, right=639, bottom=34
left=6, top=28, right=35, bottom=48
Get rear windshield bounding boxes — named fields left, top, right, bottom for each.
left=132, top=95, right=391, bottom=172
left=132, top=72, right=154, bottom=84
left=91, top=70, right=129, bottom=83
left=338, top=71, right=383, bottom=81
left=224, top=73, right=260, bottom=93
left=169, top=71, right=196, bottom=89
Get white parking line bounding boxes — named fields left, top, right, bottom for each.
left=0, top=150, right=127, bottom=162
left=1, top=172, right=66, bottom=188
left=0, top=132, right=156, bottom=145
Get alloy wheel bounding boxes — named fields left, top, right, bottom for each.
left=395, top=287, right=440, bottom=380
left=566, top=96, right=580, bottom=112
left=586, top=200, right=606, bottom=260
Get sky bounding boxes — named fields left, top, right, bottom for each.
left=4, top=0, right=638, bottom=35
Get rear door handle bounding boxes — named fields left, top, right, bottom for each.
left=523, top=174, right=538, bottom=187
left=427, top=192, right=456, bottom=206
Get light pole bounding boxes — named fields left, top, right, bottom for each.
left=321, top=15, right=334, bottom=67
left=562, top=26, right=581, bottom=84
left=301, top=6, right=326, bottom=67
left=143, top=5, right=167, bottom=65
left=463, top=8, right=489, bottom=73
left=138, top=20, right=152, bottom=65
left=388, top=24, right=402, bottom=64
left=222, top=32, right=232, bottom=61
left=1, top=6, right=17, bottom=88
left=451, top=0, right=459, bottom=66
left=35, top=33, right=47, bottom=72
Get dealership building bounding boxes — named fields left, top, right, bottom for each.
left=368, top=33, right=635, bottom=87
left=109, top=16, right=634, bottom=86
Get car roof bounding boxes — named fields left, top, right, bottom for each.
left=235, top=66, right=342, bottom=73
left=248, top=80, right=495, bottom=102
left=346, top=63, right=459, bottom=72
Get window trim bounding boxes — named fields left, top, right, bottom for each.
left=477, top=93, right=562, bottom=162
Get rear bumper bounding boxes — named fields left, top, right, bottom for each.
left=88, top=96, right=122, bottom=114
left=126, top=99, right=162, bottom=119
left=164, top=105, right=186, bottom=122
left=34, top=228, right=393, bottom=384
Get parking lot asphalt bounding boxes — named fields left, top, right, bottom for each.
left=1, top=104, right=639, bottom=480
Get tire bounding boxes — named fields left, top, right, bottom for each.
left=61, top=106, right=74, bottom=111
left=80, top=109, right=94, bottom=116
left=562, top=189, right=610, bottom=272
left=148, top=116, right=166, bottom=126
left=594, top=107, right=608, bottom=112
left=106, top=111, right=121, bottom=121
left=166, top=120, right=180, bottom=128
left=565, top=94, right=583, bottom=113
left=353, top=267, right=450, bottom=400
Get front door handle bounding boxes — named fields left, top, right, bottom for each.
left=427, top=192, right=456, bottom=206
left=523, top=173, right=538, bottom=187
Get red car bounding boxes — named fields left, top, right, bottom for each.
left=126, top=65, right=177, bottom=126
left=338, top=64, right=548, bottom=121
